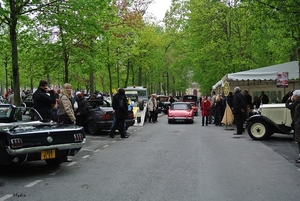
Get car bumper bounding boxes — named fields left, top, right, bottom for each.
left=6, top=138, right=86, bottom=155
left=168, top=117, right=193, bottom=120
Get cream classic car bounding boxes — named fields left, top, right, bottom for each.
left=246, top=103, right=293, bottom=140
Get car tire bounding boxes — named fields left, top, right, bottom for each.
left=87, top=120, right=99, bottom=135
left=247, top=120, right=270, bottom=140
left=168, top=120, right=172, bottom=124
left=45, top=157, right=64, bottom=166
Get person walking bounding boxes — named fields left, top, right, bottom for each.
left=147, top=94, right=157, bottom=123
left=201, top=95, right=210, bottom=126
left=292, top=90, right=300, bottom=163
left=32, top=80, right=57, bottom=121
left=108, top=88, right=129, bottom=138
left=232, top=86, right=247, bottom=135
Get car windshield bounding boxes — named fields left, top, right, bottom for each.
left=0, top=105, right=13, bottom=119
left=183, top=95, right=197, bottom=102
left=172, top=104, right=190, bottom=110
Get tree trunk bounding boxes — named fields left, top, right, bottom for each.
left=9, top=1, right=21, bottom=119
left=138, top=67, right=142, bottom=86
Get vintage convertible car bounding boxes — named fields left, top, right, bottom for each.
left=0, top=104, right=86, bottom=166
left=168, top=102, right=194, bottom=124
left=246, top=103, right=293, bottom=140
left=84, top=100, right=135, bottom=135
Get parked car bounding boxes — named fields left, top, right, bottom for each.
left=156, top=95, right=169, bottom=114
left=246, top=103, right=293, bottom=140
left=84, top=100, right=135, bottom=135
left=182, top=95, right=199, bottom=116
left=22, top=93, right=34, bottom=108
left=167, top=102, right=194, bottom=124
left=0, top=104, right=86, bottom=166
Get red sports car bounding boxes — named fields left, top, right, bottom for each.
left=167, top=102, right=194, bottom=124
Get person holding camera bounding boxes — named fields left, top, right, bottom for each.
left=32, top=80, right=57, bottom=121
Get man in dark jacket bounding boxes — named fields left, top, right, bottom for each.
left=108, top=88, right=129, bottom=138
left=32, top=80, right=57, bottom=121
left=232, top=86, right=247, bottom=135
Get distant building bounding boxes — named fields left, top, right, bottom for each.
left=186, top=82, right=201, bottom=98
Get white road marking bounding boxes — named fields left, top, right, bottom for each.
left=24, top=180, right=42, bottom=187
left=81, top=148, right=95, bottom=152
left=65, top=162, right=77, bottom=166
left=103, top=145, right=109, bottom=148
left=0, top=194, right=13, bottom=201
left=49, top=170, right=62, bottom=176
left=94, top=149, right=100, bottom=152
left=82, top=155, right=90, bottom=158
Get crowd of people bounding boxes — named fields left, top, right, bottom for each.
left=199, top=89, right=271, bottom=135
left=3, top=82, right=300, bottom=163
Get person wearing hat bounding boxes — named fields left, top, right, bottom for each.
left=75, top=91, right=88, bottom=126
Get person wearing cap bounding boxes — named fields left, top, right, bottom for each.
left=75, top=91, right=88, bottom=126
left=232, top=86, right=247, bottom=135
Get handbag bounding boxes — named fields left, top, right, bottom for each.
left=73, top=101, right=78, bottom=111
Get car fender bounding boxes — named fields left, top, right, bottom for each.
left=247, top=115, right=290, bottom=134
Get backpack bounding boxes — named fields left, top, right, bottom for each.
left=119, top=95, right=126, bottom=110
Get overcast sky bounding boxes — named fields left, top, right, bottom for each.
left=146, top=0, right=172, bottom=21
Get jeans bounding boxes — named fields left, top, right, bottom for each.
left=109, top=116, right=127, bottom=135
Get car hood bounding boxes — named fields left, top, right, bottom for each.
left=0, top=121, right=83, bottom=135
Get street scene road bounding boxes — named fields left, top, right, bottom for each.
left=1, top=113, right=300, bottom=201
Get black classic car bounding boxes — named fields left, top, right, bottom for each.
left=156, top=95, right=170, bottom=114
left=0, top=104, right=86, bottom=166
left=84, top=100, right=135, bottom=135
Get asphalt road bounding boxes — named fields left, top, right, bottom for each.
left=1, top=113, right=300, bottom=201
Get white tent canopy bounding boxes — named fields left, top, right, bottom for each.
left=212, top=61, right=299, bottom=89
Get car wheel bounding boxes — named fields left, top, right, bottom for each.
left=247, top=121, right=270, bottom=140
left=45, top=157, right=64, bottom=166
left=168, top=120, right=172, bottom=124
left=87, top=120, right=99, bottom=135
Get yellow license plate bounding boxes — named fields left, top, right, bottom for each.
left=41, top=149, right=56, bottom=160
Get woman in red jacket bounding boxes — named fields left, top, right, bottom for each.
left=201, top=95, right=211, bottom=126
